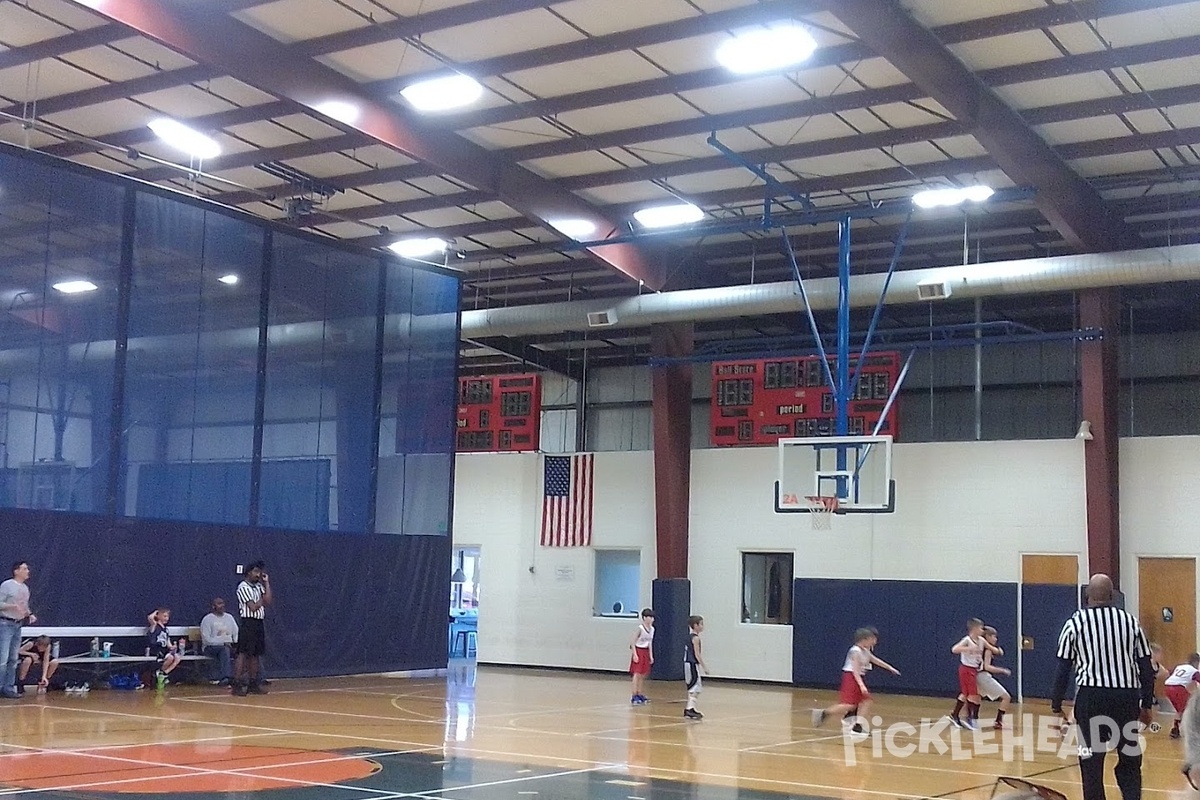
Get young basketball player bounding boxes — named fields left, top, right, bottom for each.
left=1165, top=652, right=1200, bottom=739
left=977, top=625, right=1013, bottom=729
left=949, top=618, right=986, bottom=730
left=683, top=615, right=707, bottom=720
left=812, top=627, right=900, bottom=730
left=629, top=608, right=654, bottom=705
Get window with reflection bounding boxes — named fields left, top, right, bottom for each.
left=124, top=195, right=262, bottom=525
left=0, top=152, right=122, bottom=513
left=262, top=235, right=380, bottom=532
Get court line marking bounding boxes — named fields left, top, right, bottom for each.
left=0, top=743, right=428, bottom=797
left=0, top=730, right=290, bottom=759
left=7, top=697, right=1190, bottom=799
left=0, top=704, right=444, bottom=770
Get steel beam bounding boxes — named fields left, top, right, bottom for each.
left=816, top=0, right=1135, bottom=252
left=464, top=336, right=584, bottom=382
left=70, top=0, right=661, bottom=288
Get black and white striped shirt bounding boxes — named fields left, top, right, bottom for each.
left=1056, top=605, right=1150, bottom=689
left=237, top=580, right=265, bottom=620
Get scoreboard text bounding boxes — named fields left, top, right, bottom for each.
left=456, top=373, right=541, bottom=452
left=710, top=353, right=900, bottom=446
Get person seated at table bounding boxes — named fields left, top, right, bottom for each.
left=147, top=608, right=181, bottom=687
left=200, top=598, right=238, bottom=686
left=17, top=635, right=57, bottom=694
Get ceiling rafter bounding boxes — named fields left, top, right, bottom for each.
left=206, top=27, right=1200, bottom=208
left=815, top=0, right=1137, bottom=252
left=73, top=0, right=662, bottom=288
left=367, top=0, right=820, bottom=97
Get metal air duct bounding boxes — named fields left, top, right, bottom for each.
left=459, top=243, right=1200, bottom=338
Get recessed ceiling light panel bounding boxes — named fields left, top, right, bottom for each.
left=52, top=280, right=98, bottom=294
left=389, top=237, right=448, bottom=258
left=147, top=118, right=221, bottom=160
left=913, top=185, right=995, bottom=209
left=716, top=24, right=818, bottom=75
left=550, top=218, right=598, bottom=240
left=633, top=203, right=705, bottom=229
left=400, top=74, right=484, bottom=113
left=313, top=100, right=361, bottom=125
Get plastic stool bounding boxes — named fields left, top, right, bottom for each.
left=452, top=629, right=477, bottom=658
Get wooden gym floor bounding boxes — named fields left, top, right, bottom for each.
left=0, top=664, right=1191, bottom=800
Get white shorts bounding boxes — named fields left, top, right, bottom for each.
left=684, top=662, right=702, bottom=694
left=976, top=671, right=1008, bottom=701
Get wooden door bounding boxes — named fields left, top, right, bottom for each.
left=1139, top=557, right=1197, bottom=683
left=1020, top=554, right=1080, bottom=699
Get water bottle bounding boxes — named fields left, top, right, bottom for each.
left=90, top=637, right=100, bottom=658
left=51, top=641, right=60, bottom=660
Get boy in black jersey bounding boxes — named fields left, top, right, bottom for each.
left=683, top=616, right=708, bottom=720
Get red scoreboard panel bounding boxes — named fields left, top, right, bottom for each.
left=710, top=352, right=901, bottom=446
left=456, top=373, right=541, bottom=453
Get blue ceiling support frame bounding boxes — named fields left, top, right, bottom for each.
left=710, top=131, right=920, bottom=501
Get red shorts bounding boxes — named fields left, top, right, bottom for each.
left=1166, top=684, right=1192, bottom=713
left=630, top=647, right=651, bottom=675
left=839, top=671, right=868, bottom=706
left=959, top=664, right=979, bottom=697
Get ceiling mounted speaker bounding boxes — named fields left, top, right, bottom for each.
left=916, top=280, right=952, bottom=301
left=587, top=309, right=618, bottom=327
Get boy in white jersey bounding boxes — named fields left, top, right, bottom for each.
left=1165, top=652, right=1200, bottom=739
left=977, top=625, right=1013, bottom=729
left=629, top=608, right=654, bottom=705
left=949, top=618, right=987, bottom=730
left=811, top=627, right=900, bottom=730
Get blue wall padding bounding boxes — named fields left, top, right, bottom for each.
left=1021, top=583, right=1079, bottom=698
left=651, top=578, right=691, bottom=682
left=792, top=578, right=1020, bottom=696
left=2, top=506, right=449, bottom=677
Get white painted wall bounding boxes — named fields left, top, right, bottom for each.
left=452, top=450, right=657, bottom=670
left=1120, top=436, right=1200, bottom=642
left=454, top=438, right=1091, bottom=681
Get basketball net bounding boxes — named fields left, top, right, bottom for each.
left=805, top=495, right=838, bottom=530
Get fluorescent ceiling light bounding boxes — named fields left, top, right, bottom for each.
left=716, top=24, right=818, bottom=75
left=218, top=274, right=240, bottom=285
left=313, top=100, right=360, bottom=125
left=550, top=218, right=597, bottom=240
left=400, top=74, right=483, bottom=113
left=633, top=203, right=705, bottom=229
left=912, top=185, right=995, bottom=209
left=52, top=280, right=98, bottom=294
left=389, top=237, right=447, bottom=258
left=147, top=118, right=221, bottom=160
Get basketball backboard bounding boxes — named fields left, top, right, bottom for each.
left=775, top=434, right=895, bottom=514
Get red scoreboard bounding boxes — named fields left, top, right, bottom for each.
left=456, top=373, right=541, bottom=452
left=710, top=352, right=901, bottom=446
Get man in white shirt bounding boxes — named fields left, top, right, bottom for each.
left=0, top=561, right=37, bottom=699
left=200, top=598, right=238, bottom=686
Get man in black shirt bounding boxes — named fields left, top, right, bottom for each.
left=1052, top=574, right=1156, bottom=800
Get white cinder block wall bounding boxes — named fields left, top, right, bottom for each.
left=1120, top=436, right=1200, bottom=640
left=452, top=451, right=656, bottom=670
left=455, top=438, right=1113, bottom=682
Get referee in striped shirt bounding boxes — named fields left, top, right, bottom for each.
left=1052, top=574, right=1156, bottom=800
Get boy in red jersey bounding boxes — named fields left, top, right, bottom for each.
left=812, top=627, right=900, bottom=730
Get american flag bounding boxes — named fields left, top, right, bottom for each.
left=541, top=454, right=594, bottom=547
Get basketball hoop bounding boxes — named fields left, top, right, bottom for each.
left=804, top=495, right=839, bottom=530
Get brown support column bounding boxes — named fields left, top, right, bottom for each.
left=1079, top=289, right=1121, bottom=586
left=650, top=323, right=694, bottom=580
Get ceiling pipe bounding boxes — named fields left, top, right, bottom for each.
left=458, top=243, right=1200, bottom=338
left=1, top=243, right=1199, bottom=369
